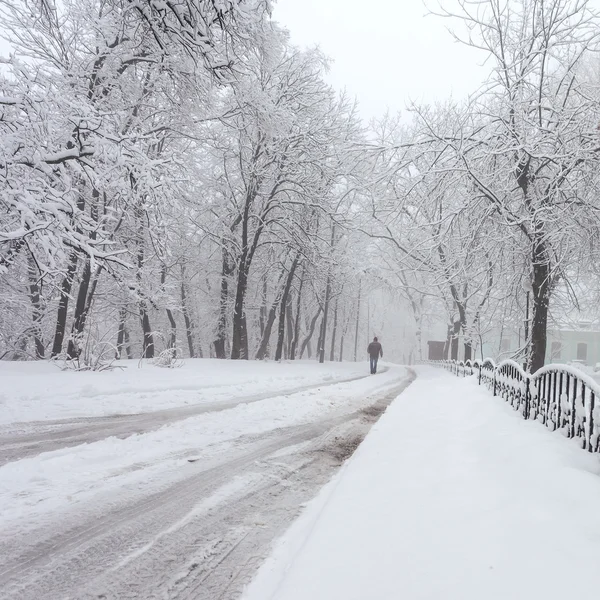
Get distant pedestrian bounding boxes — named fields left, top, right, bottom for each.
left=367, top=337, right=383, bottom=374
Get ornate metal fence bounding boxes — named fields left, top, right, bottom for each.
left=431, top=359, right=600, bottom=454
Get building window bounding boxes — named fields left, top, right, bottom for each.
left=500, top=338, right=511, bottom=353
left=551, top=341, right=562, bottom=361
left=577, top=343, right=588, bottom=362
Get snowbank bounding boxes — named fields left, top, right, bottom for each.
left=0, top=359, right=370, bottom=424
left=243, top=366, right=600, bottom=600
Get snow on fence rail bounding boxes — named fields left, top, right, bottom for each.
left=431, top=359, right=600, bottom=453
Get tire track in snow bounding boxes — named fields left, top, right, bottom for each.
left=0, top=370, right=379, bottom=465
left=0, top=373, right=414, bottom=600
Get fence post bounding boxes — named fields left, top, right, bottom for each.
left=524, top=377, right=530, bottom=420
left=493, top=368, right=497, bottom=397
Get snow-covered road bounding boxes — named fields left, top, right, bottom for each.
left=0, top=370, right=370, bottom=465
left=0, top=360, right=413, bottom=600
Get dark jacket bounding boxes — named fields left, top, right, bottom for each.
left=367, top=341, right=383, bottom=358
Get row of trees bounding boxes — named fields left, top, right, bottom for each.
left=2, top=0, right=600, bottom=372
left=0, top=0, right=376, bottom=365
left=365, top=0, right=600, bottom=371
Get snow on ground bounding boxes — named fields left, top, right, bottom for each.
left=0, top=361, right=408, bottom=532
left=243, top=366, right=600, bottom=600
left=0, top=358, right=368, bottom=424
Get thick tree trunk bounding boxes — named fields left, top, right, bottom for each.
left=515, top=165, right=549, bottom=373
left=180, top=271, right=196, bottom=358
left=214, top=248, right=231, bottom=359
left=132, top=181, right=154, bottom=359
left=464, top=341, right=472, bottom=362
left=275, top=257, right=299, bottom=362
left=66, top=261, right=92, bottom=358
left=51, top=251, right=78, bottom=357
left=166, top=309, right=177, bottom=349
left=529, top=240, right=550, bottom=373
left=27, top=254, right=44, bottom=359
left=66, top=188, right=100, bottom=359
left=450, top=319, right=461, bottom=360
left=84, top=265, right=102, bottom=319
left=116, top=306, right=127, bottom=359
left=51, top=184, right=90, bottom=358
left=231, top=262, right=249, bottom=359
left=139, top=307, right=154, bottom=358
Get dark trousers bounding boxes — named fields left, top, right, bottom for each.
left=369, top=356, right=379, bottom=374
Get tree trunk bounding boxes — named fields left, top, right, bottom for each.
left=290, top=263, right=306, bottom=359
left=51, top=250, right=78, bottom=357
left=67, top=260, right=101, bottom=359
left=66, top=261, right=92, bottom=358
left=318, top=276, right=332, bottom=364
left=259, top=275, right=267, bottom=339
left=285, top=293, right=294, bottom=359
left=254, top=300, right=279, bottom=360
left=529, top=240, right=550, bottom=373
left=300, top=305, right=322, bottom=359
left=353, top=279, right=361, bottom=361
left=275, top=256, right=299, bottom=362
left=255, top=268, right=289, bottom=360
left=416, top=300, right=424, bottom=361
left=464, top=341, right=472, bottom=362
left=231, top=261, right=249, bottom=359
left=116, top=306, right=127, bottom=359
left=214, top=247, right=231, bottom=359
left=166, top=309, right=177, bottom=349
left=66, top=187, right=100, bottom=359
left=450, top=319, right=461, bottom=360
left=133, top=179, right=154, bottom=359
left=139, top=307, right=154, bottom=358
left=27, top=254, right=44, bottom=359
left=123, top=323, right=133, bottom=359
left=84, top=265, right=103, bottom=319
left=160, top=264, right=176, bottom=349
left=329, top=296, right=339, bottom=362
left=443, top=323, right=452, bottom=360
left=180, top=267, right=196, bottom=358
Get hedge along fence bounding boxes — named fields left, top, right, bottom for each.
left=435, top=358, right=600, bottom=454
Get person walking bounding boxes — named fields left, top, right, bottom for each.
left=367, top=336, right=383, bottom=374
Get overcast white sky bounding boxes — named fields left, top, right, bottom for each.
left=272, top=0, right=491, bottom=121
left=3, top=1, right=598, bottom=122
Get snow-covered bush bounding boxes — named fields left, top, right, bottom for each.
left=152, top=348, right=184, bottom=369
left=54, top=341, right=119, bottom=372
